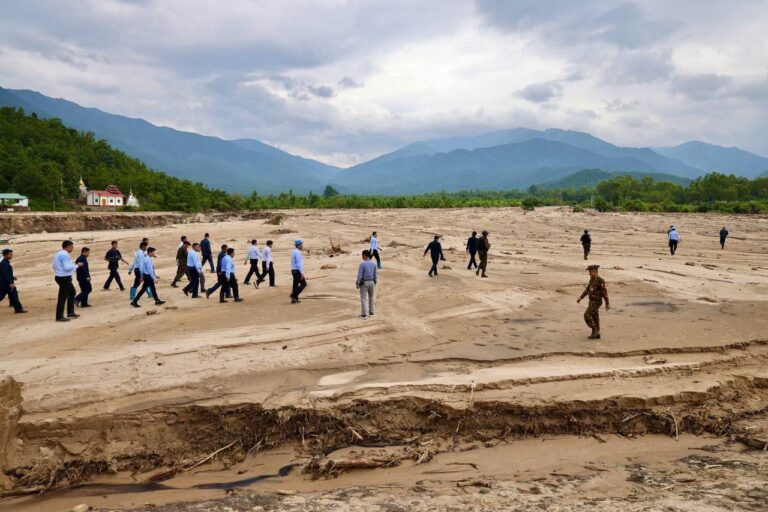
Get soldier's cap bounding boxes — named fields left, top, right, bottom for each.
left=586, top=264, right=600, bottom=271
left=482, top=230, right=489, bottom=235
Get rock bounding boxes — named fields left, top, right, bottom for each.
left=673, top=472, right=696, bottom=483
left=71, top=505, right=92, bottom=512
left=320, top=264, right=337, bottom=270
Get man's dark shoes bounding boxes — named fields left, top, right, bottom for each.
left=234, top=298, right=244, bottom=302
left=183, top=288, right=189, bottom=297
left=15, top=310, right=28, bottom=314
left=219, top=299, right=228, bottom=303
left=154, top=300, right=166, bottom=305
left=67, top=313, right=80, bottom=319
left=205, top=290, right=211, bottom=299
left=131, top=301, right=141, bottom=308
left=56, top=317, right=70, bottom=322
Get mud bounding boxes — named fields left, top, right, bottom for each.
left=0, top=211, right=271, bottom=236
left=1, top=207, right=768, bottom=509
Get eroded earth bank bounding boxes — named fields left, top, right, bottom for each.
left=1, top=208, right=767, bottom=510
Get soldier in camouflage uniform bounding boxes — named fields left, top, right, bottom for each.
left=577, top=264, right=610, bottom=339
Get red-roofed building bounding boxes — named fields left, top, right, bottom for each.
left=86, top=185, right=124, bottom=207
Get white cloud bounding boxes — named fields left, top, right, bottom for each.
left=0, top=0, right=766, bottom=166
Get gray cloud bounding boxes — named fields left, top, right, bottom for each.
left=516, top=82, right=563, bottom=103
left=0, top=0, right=765, bottom=163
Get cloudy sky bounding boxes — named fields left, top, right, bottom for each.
left=1, top=0, right=766, bottom=166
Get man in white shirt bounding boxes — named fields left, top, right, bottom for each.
left=668, top=226, right=680, bottom=255
left=290, top=240, right=307, bottom=304
left=220, top=247, right=244, bottom=303
left=261, top=240, right=275, bottom=287
left=370, top=231, right=382, bottom=269
left=183, top=243, right=203, bottom=298
left=131, top=247, right=166, bottom=307
left=243, top=239, right=264, bottom=286
left=128, top=239, right=148, bottom=300
left=52, top=240, right=83, bottom=322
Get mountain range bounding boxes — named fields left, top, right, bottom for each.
left=2, top=86, right=767, bottom=194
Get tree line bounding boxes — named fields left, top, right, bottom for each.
left=3, top=106, right=767, bottom=213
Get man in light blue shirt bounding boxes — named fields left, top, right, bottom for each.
left=370, top=231, right=382, bottom=269
left=290, top=240, right=306, bottom=304
left=668, top=226, right=680, bottom=255
left=356, top=250, right=378, bottom=319
left=52, top=240, right=82, bottom=322
left=128, top=240, right=148, bottom=300
left=219, top=247, right=243, bottom=303
left=131, top=247, right=165, bottom=307
left=183, top=243, right=203, bottom=298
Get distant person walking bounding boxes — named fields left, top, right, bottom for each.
left=668, top=225, right=680, bottom=255
left=52, top=240, right=82, bottom=322
left=580, top=229, right=592, bottom=260
left=220, top=247, right=243, bottom=303
left=370, top=232, right=382, bottom=269
left=0, top=249, right=26, bottom=314
left=466, top=231, right=478, bottom=270
left=577, top=265, right=610, bottom=340
left=201, top=233, right=214, bottom=273
left=183, top=243, right=203, bottom=298
left=290, top=240, right=307, bottom=303
left=129, top=240, right=148, bottom=300
left=243, top=239, right=264, bottom=286
left=423, top=235, right=445, bottom=277
left=356, top=250, right=378, bottom=319
left=103, top=240, right=127, bottom=291
left=171, top=241, right=190, bottom=287
left=719, top=227, right=729, bottom=249
left=476, top=230, right=490, bottom=278
left=131, top=247, right=165, bottom=307
left=75, top=247, right=92, bottom=308
left=262, top=240, right=276, bottom=287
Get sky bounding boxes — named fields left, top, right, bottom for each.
left=1, top=0, right=766, bottom=167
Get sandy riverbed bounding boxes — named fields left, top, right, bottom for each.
left=1, top=207, right=767, bottom=510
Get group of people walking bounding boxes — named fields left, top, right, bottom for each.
left=0, top=224, right=734, bottom=338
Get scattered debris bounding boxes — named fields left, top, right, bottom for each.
left=321, top=264, right=337, bottom=270
left=270, top=228, right=296, bottom=235
left=266, top=214, right=285, bottom=225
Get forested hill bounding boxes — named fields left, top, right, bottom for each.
left=0, top=107, right=232, bottom=211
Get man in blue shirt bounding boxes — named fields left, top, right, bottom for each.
left=220, top=247, right=244, bottom=303
left=103, top=240, right=127, bottom=291
left=206, top=244, right=230, bottom=299
left=466, top=231, right=478, bottom=270
left=131, top=247, right=165, bottom=307
left=0, top=248, right=26, bottom=314
left=200, top=233, right=214, bottom=273
left=75, top=247, right=92, bottom=308
left=52, top=240, right=83, bottom=321
left=423, top=235, right=445, bottom=277
left=128, top=239, right=148, bottom=299
left=290, top=240, right=306, bottom=303
left=183, top=243, right=203, bottom=298
left=356, top=250, right=377, bottom=319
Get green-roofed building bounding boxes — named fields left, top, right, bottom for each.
left=0, top=193, right=29, bottom=210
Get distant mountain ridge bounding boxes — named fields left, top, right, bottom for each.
left=0, top=87, right=340, bottom=193
left=2, top=86, right=767, bottom=195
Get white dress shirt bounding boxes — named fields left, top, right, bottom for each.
left=246, top=245, right=261, bottom=260
left=53, top=249, right=77, bottom=277
left=187, top=250, right=202, bottom=271
left=262, top=245, right=273, bottom=265
left=370, top=236, right=379, bottom=252
left=221, top=254, right=235, bottom=279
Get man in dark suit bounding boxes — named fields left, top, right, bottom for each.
left=75, top=247, right=92, bottom=308
left=200, top=233, right=214, bottom=273
left=0, top=248, right=26, bottom=314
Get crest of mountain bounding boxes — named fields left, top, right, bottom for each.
left=536, top=169, right=690, bottom=190
left=654, top=141, right=768, bottom=179
left=333, top=138, right=687, bottom=194
left=0, top=87, right=340, bottom=193
left=366, top=128, right=703, bottom=178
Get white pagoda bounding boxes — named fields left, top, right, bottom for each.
left=126, top=189, right=140, bottom=208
